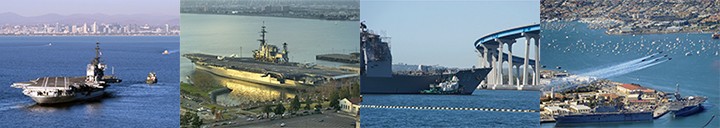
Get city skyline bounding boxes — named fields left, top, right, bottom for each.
left=0, top=12, right=179, bottom=25
left=0, top=22, right=180, bottom=36
left=0, top=0, right=179, bottom=16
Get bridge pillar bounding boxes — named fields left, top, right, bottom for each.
left=496, top=44, right=503, bottom=85
left=480, top=45, right=490, bottom=86
left=534, top=36, right=541, bottom=86
left=522, top=35, right=531, bottom=86
left=483, top=46, right=489, bottom=68
left=496, top=39, right=516, bottom=87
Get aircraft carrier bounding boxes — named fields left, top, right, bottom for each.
left=669, top=85, right=706, bottom=117
left=183, top=23, right=358, bottom=87
left=10, top=42, right=122, bottom=104
left=360, top=23, right=491, bottom=95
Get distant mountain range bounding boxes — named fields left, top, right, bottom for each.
left=0, top=12, right=179, bottom=25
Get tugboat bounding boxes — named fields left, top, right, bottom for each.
left=420, top=76, right=462, bottom=94
left=146, top=72, right=157, bottom=84
left=10, top=42, right=122, bottom=104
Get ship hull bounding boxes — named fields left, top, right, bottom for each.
left=28, top=90, right=105, bottom=104
left=673, top=104, right=704, bottom=117
left=361, top=68, right=491, bottom=95
left=555, top=112, right=653, bottom=124
left=194, top=64, right=302, bottom=87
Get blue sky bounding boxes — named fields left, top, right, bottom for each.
left=361, top=0, right=539, bottom=68
left=0, top=0, right=179, bottom=16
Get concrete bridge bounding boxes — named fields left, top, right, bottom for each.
left=474, top=24, right=541, bottom=90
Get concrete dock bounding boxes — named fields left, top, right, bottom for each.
left=653, top=103, right=669, bottom=119
left=316, top=53, right=359, bottom=63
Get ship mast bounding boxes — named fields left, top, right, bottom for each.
left=258, top=21, right=267, bottom=49
left=92, top=42, right=101, bottom=66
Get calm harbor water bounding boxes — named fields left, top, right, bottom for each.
left=361, top=90, right=540, bottom=127
left=180, top=14, right=358, bottom=103
left=0, top=36, right=179, bottom=127
left=542, top=21, right=719, bottom=127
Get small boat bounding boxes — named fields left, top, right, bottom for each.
left=712, top=33, right=719, bottom=39
left=162, top=50, right=169, bottom=55
left=146, top=72, right=157, bottom=84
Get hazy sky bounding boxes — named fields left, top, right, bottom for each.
left=0, top=0, right=179, bottom=16
left=361, top=0, right=540, bottom=68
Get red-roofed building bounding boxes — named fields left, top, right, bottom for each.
left=616, top=83, right=645, bottom=94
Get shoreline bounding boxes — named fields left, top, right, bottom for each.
left=180, top=12, right=359, bottom=22
left=543, top=20, right=718, bottom=35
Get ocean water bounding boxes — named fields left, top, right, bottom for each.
left=180, top=14, right=358, bottom=102
left=0, top=36, right=180, bottom=127
left=361, top=90, right=540, bottom=127
left=541, top=21, right=720, bottom=127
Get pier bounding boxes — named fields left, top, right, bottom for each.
left=315, top=53, right=360, bottom=63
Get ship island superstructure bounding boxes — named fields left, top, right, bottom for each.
left=11, top=42, right=122, bottom=104
left=183, top=23, right=358, bottom=87
left=359, top=22, right=491, bottom=95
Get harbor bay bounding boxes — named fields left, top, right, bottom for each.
left=0, top=36, right=180, bottom=127
left=540, top=21, right=719, bottom=127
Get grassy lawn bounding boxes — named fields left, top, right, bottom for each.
left=180, top=82, right=224, bottom=99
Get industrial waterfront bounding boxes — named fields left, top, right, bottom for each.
left=0, top=36, right=180, bottom=127
left=540, top=21, right=718, bottom=127
left=179, top=13, right=360, bottom=127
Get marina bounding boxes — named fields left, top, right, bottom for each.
left=540, top=21, right=718, bottom=127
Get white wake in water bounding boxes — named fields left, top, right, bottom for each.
left=164, top=49, right=179, bottom=54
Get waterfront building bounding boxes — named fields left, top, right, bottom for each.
left=569, top=105, right=591, bottom=114
left=339, top=98, right=360, bottom=116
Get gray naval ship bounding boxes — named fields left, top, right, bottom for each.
left=11, top=42, right=122, bottom=104
left=360, top=23, right=492, bottom=95
left=183, top=23, right=358, bottom=87
left=669, top=84, right=706, bottom=117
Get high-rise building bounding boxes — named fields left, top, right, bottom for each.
left=71, top=25, right=77, bottom=33
left=165, top=24, right=169, bottom=33
left=82, top=23, right=88, bottom=33
left=55, top=23, right=60, bottom=33
left=92, top=22, right=97, bottom=34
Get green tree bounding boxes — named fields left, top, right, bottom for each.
left=180, top=111, right=191, bottom=125
left=290, top=95, right=301, bottom=112
left=181, top=111, right=203, bottom=128
left=274, top=103, right=286, bottom=115
left=329, top=89, right=340, bottom=109
left=315, top=104, right=323, bottom=110
left=350, top=81, right=360, bottom=98
left=263, top=105, right=273, bottom=117
left=305, top=97, right=313, bottom=110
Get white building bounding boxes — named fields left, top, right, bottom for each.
left=569, top=104, right=591, bottom=114
left=339, top=98, right=360, bottom=116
